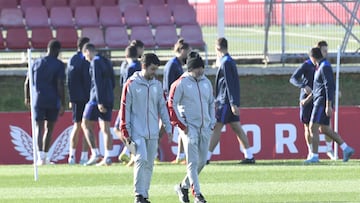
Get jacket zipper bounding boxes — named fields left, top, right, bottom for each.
left=196, top=80, right=204, bottom=133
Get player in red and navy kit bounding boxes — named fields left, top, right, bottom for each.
left=24, top=40, right=65, bottom=165
left=67, top=37, right=91, bottom=165
left=305, top=47, right=354, bottom=163
left=82, top=43, right=115, bottom=166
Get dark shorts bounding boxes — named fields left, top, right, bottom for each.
left=34, top=107, right=59, bottom=122
left=310, top=105, right=330, bottom=125
left=83, top=102, right=112, bottom=122
left=215, top=103, right=240, bottom=124
left=71, top=101, right=87, bottom=123
left=300, top=103, right=313, bottom=124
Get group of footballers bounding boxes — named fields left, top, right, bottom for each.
left=24, top=37, right=355, bottom=203
left=289, top=41, right=354, bottom=163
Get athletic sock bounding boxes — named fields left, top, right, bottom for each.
left=312, top=153, right=319, bottom=158
left=207, top=151, right=212, bottom=160
left=80, top=151, right=88, bottom=160
left=38, top=151, right=45, bottom=160
left=340, top=143, right=348, bottom=151
left=104, top=149, right=111, bottom=159
left=244, top=148, right=253, bottom=159
left=69, top=149, right=76, bottom=158
left=125, top=147, right=130, bottom=156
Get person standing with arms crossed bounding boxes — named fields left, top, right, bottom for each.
left=82, top=43, right=115, bottom=166
left=169, top=51, right=215, bottom=203
left=163, top=38, right=190, bottom=164
left=119, top=53, right=173, bottom=203
left=207, top=37, right=255, bottom=164
left=24, top=40, right=65, bottom=165
left=67, top=37, right=91, bottom=165
left=305, top=47, right=354, bottom=163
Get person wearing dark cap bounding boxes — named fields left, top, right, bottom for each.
left=24, top=39, right=65, bottom=165
left=66, top=37, right=91, bottom=165
left=168, top=51, right=215, bottom=203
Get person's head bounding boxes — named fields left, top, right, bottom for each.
left=125, top=45, right=138, bottom=60
left=77, top=37, right=90, bottom=51
left=215, top=37, right=228, bottom=55
left=187, top=51, right=204, bottom=79
left=130, top=40, right=145, bottom=58
left=82, top=43, right=96, bottom=61
left=309, top=47, right=323, bottom=65
left=141, top=53, right=160, bottom=80
left=174, top=38, right=190, bottom=61
left=317, top=40, right=328, bottom=58
left=47, top=39, right=61, bottom=58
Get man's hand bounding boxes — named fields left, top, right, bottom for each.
left=68, top=102, right=72, bottom=109
left=303, top=85, right=312, bottom=95
left=231, top=104, right=239, bottom=116
left=98, top=104, right=107, bottom=113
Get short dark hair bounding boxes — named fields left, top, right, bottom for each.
left=130, top=40, right=144, bottom=48
left=141, top=53, right=160, bottom=67
left=174, top=38, right=190, bottom=53
left=216, top=37, right=228, bottom=50
left=125, top=45, right=138, bottom=58
left=47, top=39, right=61, bottom=57
left=77, top=37, right=90, bottom=50
left=317, top=40, right=328, bottom=48
left=310, top=47, right=323, bottom=60
left=82, top=43, right=96, bottom=53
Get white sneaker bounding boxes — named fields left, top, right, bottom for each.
left=36, top=158, right=46, bottom=166
left=84, top=154, right=101, bottom=166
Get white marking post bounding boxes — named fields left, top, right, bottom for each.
left=334, top=46, right=341, bottom=160
left=28, top=49, right=38, bottom=181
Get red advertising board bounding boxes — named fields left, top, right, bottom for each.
left=1, top=106, right=359, bottom=164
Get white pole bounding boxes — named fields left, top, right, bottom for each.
left=217, top=0, right=225, bottom=38
left=28, top=49, right=38, bottom=181
left=334, top=46, right=341, bottom=160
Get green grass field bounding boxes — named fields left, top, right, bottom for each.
left=1, top=160, right=360, bottom=203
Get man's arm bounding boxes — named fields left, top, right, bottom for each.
left=223, top=61, right=240, bottom=107
left=24, top=75, right=30, bottom=107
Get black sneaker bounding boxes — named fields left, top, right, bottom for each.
left=194, top=194, right=207, bottom=203
left=144, top=198, right=151, bottom=203
left=239, top=158, right=255, bottom=164
left=174, top=184, right=190, bottom=203
left=134, top=195, right=148, bottom=203
left=206, top=160, right=210, bottom=165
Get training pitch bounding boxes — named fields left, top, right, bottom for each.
left=0, top=160, right=359, bottom=203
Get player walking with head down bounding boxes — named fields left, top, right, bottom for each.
left=81, top=43, right=115, bottom=166
left=24, top=40, right=66, bottom=165
left=207, top=37, right=255, bottom=164
left=119, top=53, right=173, bottom=203
left=304, top=47, right=354, bottom=163
left=67, top=37, right=91, bottom=165
left=169, top=51, right=215, bottom=203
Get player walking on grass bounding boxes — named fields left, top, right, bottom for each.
left=163, top=38, right=190, bottom=164
left=305, top=47, right=354, bottom=163
left=119, top=53, right=173, bottom=203
left=169, top=52, right=215, bottom=203
left=207, top=37, right=255, bottom=164
left=290, top=41, right=335, bottom=160
left=24, top=40, right=65, bottom=165
left=67, top=37, right=91, bottom=165
left=81, top=43, right=115, bottom=166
